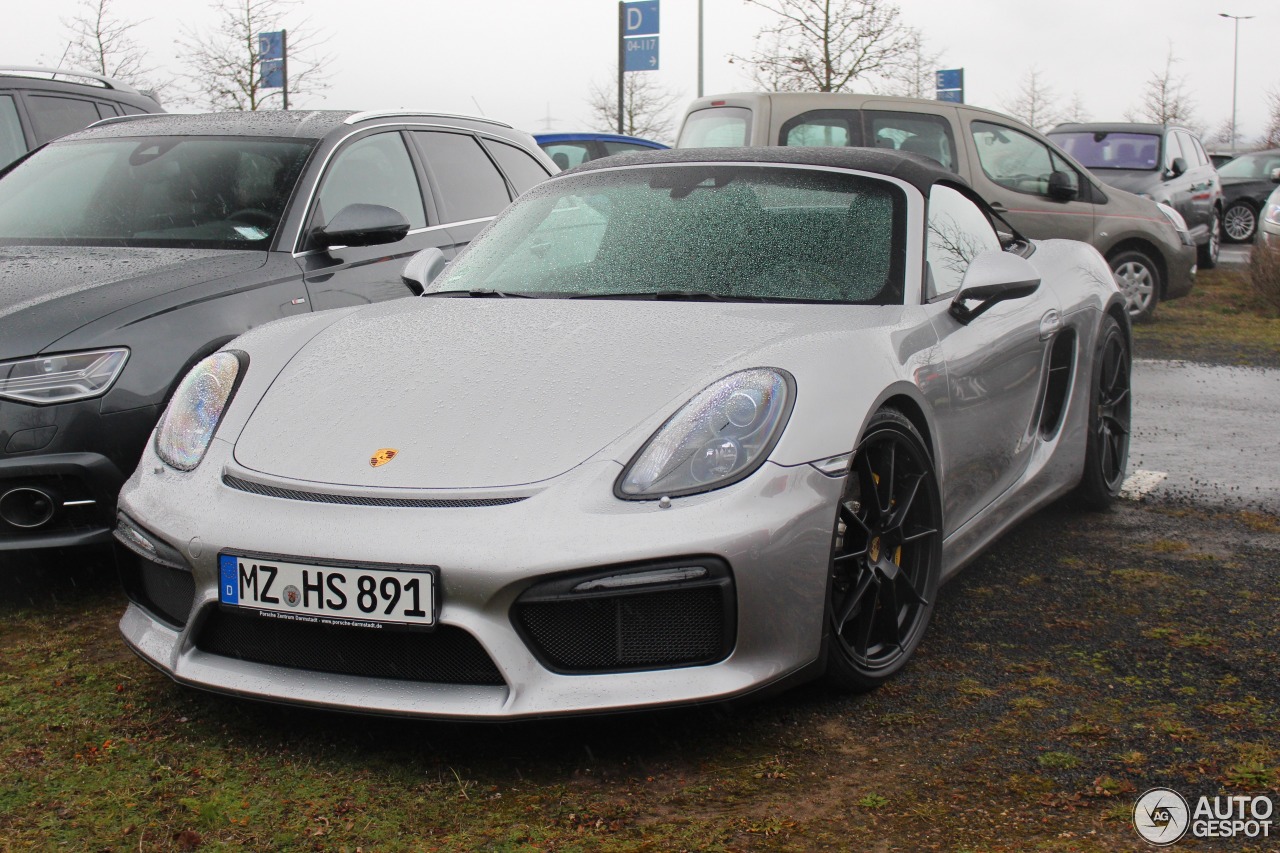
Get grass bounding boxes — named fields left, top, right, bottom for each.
left=2, top=502, right=1279, bottom=851
left=1134, top=267, right=1280, bottom=366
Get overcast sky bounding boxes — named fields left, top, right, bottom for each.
left=2, top=0, right=1274, bottom=145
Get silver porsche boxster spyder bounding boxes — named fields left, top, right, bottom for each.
left=115, top=148, right=1132, bottom=719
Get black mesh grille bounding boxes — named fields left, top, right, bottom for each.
left=116, top=546, right=196, bottom=628
left=194, top=608, right=505, bottom=686
left=222, top=475, right=526, bottom=508
left=517, top=587, right=727, bottom=672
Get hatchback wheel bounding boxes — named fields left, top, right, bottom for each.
left=1108, top=250, right=1160, bottom=323
left=1198, top=210, right=1220, bottom=269
left=1222, top=201, right=1257, bottom=244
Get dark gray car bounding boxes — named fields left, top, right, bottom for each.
left=0, top=110, right=554, bottom=558
left=1048, top=122, right=1222, bottom=269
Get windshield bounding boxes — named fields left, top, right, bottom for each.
left=431, top=164, right=906, bottom=304
left=1218, top=151, right=1280, bottom=180
left=1047, top=131, right=1162, bottom=170
left=0, top=136, right=315, bottom=248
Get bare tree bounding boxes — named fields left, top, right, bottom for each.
left=1125, top=48, right=1198, bottom=128
left=1000, top=67, right=1061, bottom=132
left=732, top=0, right=914, bottom=93
left=1210, top=117, right=1246, bottom=149
left=1257, top=88, right=1280, bottom=150
left=879, top=28, right=942, bottom=99
left=588, top=72, right=683, bottom=141
left=1060, top=92, right=1091, bottom=125
left=61, top=0, right=165, bottom=94
left=177, top=0, right=331, bottom=111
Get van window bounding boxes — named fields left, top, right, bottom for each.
left=678, top=107, right=751, bottom=147
left=780, top=110, right=859, bottom=147
left=865, top=111, right=957, bottom=172
left=971, top=121, right=1079, bottom=199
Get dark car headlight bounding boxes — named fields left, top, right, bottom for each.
left=154, top=351, right=245, bottom=471
left=0, top=348, right=128, bottom=404
left=617, top=368, right=794, bottom=499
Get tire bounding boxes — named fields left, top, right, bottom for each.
left=1222, top=201, right=1257, bottom=244
left=1198, top=208, right=1221, bottom=269
left=1074, top=314, right=1132, bottom=511
left=825, top=408, right=942, bottom=692
left=1108, top=249, right=1161, bottom=324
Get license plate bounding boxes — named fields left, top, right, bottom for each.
left=218, top=553, right=436, bottom=628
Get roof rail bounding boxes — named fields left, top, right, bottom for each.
left=0, top=65, right=142, bottom=96
left=85, top=114, right=156, bottom=129
left=343, top=110, right=513, bottom=129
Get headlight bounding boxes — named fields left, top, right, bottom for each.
left=155, top=351, right=245, bottom=471
left=0, top=348, right=128, bottom=404
left=617, top=368, right=794, bottom=499
left=1155, top=202, right=1189, bottom=232
left=1265, top=203, right=1280, bottom=227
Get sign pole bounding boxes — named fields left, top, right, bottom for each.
left=616, top=2, right=625, bottom=133
left=281, top=29, right=289, bottom=111
left=697, top=0, right=703, bottom=97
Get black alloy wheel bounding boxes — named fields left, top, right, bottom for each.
left=825, top=409, right=942, bottom=691
left=1075, top=315, right=1132, bottom=510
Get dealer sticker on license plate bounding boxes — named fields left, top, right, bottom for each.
left=218, top=554, right=436, bottom=628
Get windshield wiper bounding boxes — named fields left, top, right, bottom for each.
left=422, top=288, right=539, bottom=298
left=570, top=290, right=771, bottom=302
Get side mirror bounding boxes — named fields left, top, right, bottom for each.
left=949, top=250, right=1041, bottom=324
left=1167, top=157, right=1187, bottom=179
left=402, top=247, right=447, bottom=294
left=1046, top=170, right=1078, bottom=202
left=311, top=203, right=410, bottom=250
left=1271, top=167, right=1280, bottom=184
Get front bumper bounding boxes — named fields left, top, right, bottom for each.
left=0, top=402, right=159, bottom=552
left=116, top=439, right=844, bottom=719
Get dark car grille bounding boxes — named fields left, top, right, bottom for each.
left=513, top=559, right=735, bottom=674
left=222, top=475, right=526, bottom=509
left=115, top=545, right=196, bottom=628
left=194, top=608, right=505, bottom=686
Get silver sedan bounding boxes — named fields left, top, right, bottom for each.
left=115, top=148, right=1132, bottom=719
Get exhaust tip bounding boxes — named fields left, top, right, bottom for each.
left=0, top=487, right=57, bottom=529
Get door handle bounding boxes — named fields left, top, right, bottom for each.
left=989, top=202, right=1008, bottom=213
left=1039, top=309, right=1061, bottom=340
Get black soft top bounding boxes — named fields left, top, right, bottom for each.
left=564, top=146, right=967, bottom=195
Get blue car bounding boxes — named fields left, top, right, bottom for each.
left=535, top=132, right=668, bottom=171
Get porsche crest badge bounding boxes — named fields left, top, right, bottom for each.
left=370, top=448, right=398, bottom=467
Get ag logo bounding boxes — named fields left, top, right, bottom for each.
left=370, top=448, right=398, bottom=468
left=1133, top=787, right=1190, bottom=845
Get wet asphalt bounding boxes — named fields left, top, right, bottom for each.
left=1129, top=358, right=1280, bottom=513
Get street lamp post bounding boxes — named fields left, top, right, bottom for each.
left=1219, top=12, right=1254, bottom=154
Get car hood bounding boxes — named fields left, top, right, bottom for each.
left=0, top=245, right=266, bottom=359
left=1091, top=170, right=1161, bottom=195
left=232, top=297, right=901, bottom=490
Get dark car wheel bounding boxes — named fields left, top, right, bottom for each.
left=1222, top=201, right=1257, bottom=243
left=1108, top=250, right=1160, bottom=324
left=825, top=409, right=942, bottom=692
left=1198, top=209, right=1221, bottom=269
left=1074, top=314, right=1131, bottom=511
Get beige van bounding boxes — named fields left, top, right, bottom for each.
left=678, top=93, right=1196, bottom=321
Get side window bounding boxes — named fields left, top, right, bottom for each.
left=865, top=111, right=958, bottom=172
left=25, top=95, right=102, bottom=144
left=0, top=95, right=27, bottom=168
left=413, top=131, right=512, bottom=222
left=95, top=102, right=120, bottom=118
left=601, top=141, right=656, bottom=155
left=1164, top=132, right=1186, bottom=170
left=971, top=121, right=1074, bottom=198
left=485, top=140, right=551, bottom=195
left=926, top=184, right=1001, bottom=300
left=541, top=142, right=591, bottom=170
left=780, top=110, right=858, bottom=147
left=1179, top=131, right=1207, bottom=168
left=314, top=132, right=427, bottom=232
